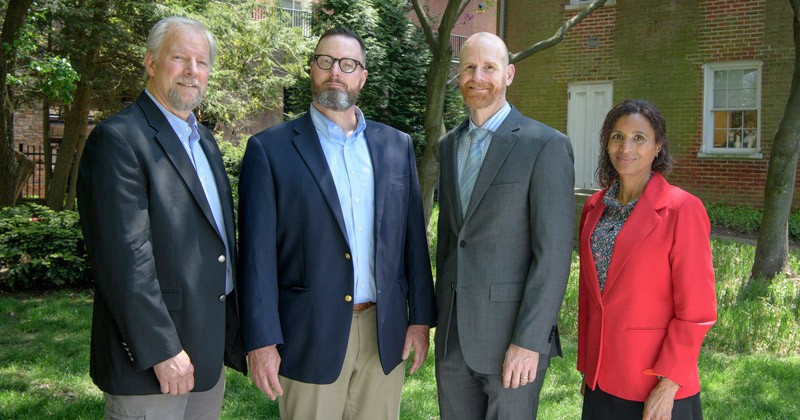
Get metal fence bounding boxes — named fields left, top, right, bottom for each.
left=18, top=143, right=59, bottom=199
left=281, top=8, right=312, bottom=38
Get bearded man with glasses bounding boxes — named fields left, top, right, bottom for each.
left=238, top=27, right=436, bottom=420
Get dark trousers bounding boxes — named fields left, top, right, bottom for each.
left=582, top=384, right=703, bottom=420
left=436, top=301, right=548, bottom=420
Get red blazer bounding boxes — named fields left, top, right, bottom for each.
left=577, top=172, right=717, bottom=401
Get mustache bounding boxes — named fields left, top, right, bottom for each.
left=174, top=77, right=201, bottom=87
left=324, top=77, right=346, bottom=85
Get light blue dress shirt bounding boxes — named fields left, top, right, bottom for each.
left=457, top=102, right=512, bottom=178
left=310, top=105, right=376, bottom=304
left=145, top=89, right=233, bottom=294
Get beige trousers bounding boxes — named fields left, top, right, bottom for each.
left=278, top=306, right=405, bottom=420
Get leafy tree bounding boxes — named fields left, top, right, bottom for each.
left=752, top=0, right=800, bottom=279
left=0, top=0, right=36, bottom=208
left=37, top=0, right=308, bottom=210
left=410, top=0, right=609, bottom=223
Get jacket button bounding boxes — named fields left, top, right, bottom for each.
left=459, top=240, right=466, bottom=247
left=218, top=294, right=226, bottom=302
left=218, top=255, right=226, bottom=263
left=344, top=252, right=351, bottom=260
left=344, top=295, right=353, bottom=302
left=450, top=282, right=455, bottom=290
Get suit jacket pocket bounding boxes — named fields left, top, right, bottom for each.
left=161, top=290, right=182, bottom=311
left=489, top=282, right=525, bottom=302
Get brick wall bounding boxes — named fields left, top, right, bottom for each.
left=505, top=0, right=798, bottom=208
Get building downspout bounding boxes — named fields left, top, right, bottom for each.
left=498, top=0, right=506, bottom=40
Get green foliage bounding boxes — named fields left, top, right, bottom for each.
left=0, top=203, right=89, bottom=291
left=706, top=202, right=763, bottom=235
left=169, top=1, right=312, bottom=126
left=217, top=136, right=248, bottom=210
left=706, top=202, right=800, bottom=241
left=30, top=56, right=79, bottom=102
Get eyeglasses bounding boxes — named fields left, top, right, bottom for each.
left=312, top=54, right=364, bottom=74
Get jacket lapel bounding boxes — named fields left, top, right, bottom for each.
left=462, top=110, right=518, bottom=222
left=443, top=121, right=467, bottom=230
left=138, top=94, right=219, bottom=235
left=365, top=122, right=388, bottom=241
left=581, top=195, right=606, bottom=303
left=291, top=114, right=349, bottom=241
left=602, top=174, right=667, bottom=296
left=199, top=131, right=234, bottom=246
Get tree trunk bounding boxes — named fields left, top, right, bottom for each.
left=46, top=79, right=92, bottom=210
left=43, top=99, right=53, bottom=191
left=418, top=49, right=453, bottom=226
left=0, top=0, right=35, bottom=208
left=752, top=0, right=800, bottom=279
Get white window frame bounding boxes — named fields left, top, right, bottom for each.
left=699, top=61, right=763, bottom=159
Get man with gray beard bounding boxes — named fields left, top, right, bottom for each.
left=238, top=27, right=436, bottom=419
left=77, top=16, right=245, bottom=419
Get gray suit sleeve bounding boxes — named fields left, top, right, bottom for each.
left=513, top=131, right=575, bottom=354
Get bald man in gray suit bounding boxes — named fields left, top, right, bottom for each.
left=434, top=32, right=575, bottom=419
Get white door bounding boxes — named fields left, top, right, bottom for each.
left=567, top=83, right=613, bottom=189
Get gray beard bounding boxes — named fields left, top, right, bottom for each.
left=168, top=87, right=204, bottom=113
left=314, top=88, right=357, bottom=111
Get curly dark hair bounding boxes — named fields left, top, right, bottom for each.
left=596, top=99, right=674, bottom=188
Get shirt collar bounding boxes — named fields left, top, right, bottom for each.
left=145, top=89, right=196, bottom=145
left=309, top=104, right=367, bottom=146
left=468, top=101, right=511, bottom=134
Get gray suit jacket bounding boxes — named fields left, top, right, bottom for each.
left=435, top=106, right=575, bottom=374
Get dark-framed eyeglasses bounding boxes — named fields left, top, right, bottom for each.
left=312, top=54, right=364, bottom=74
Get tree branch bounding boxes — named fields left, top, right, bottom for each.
left=509, top=0, right=608, bottom=64
left=410, top=0, right=437, bottom=52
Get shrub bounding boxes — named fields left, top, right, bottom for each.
left=0, top=203, right=90, bottom=291
left=705, top=202, right=800, bottom=241
left=217, top=136, right=248, bottom=210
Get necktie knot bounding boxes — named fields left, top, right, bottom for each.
left=469, top=127, right=490, bottom=146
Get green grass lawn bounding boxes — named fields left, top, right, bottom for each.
left=2, top=238, right=800, bottom=419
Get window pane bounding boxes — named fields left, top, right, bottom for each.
left=714, top=70, right=727, bottom=90
left=744, top=110, right=757, bottom=128
left=714, top=129, right=728, bottom=147
left=726, top=89, right=741, bottom=109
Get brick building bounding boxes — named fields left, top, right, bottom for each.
left=503, top=0, right=797, bottom=208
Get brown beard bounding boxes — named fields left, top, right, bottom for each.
left=461, top=83, right=505, bottom=111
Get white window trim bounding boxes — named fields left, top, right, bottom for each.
left=566, top=0, right=616, bottom=11
left=699, top=61, right=763, bottom=159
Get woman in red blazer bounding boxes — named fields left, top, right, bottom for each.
left=577, top=99, right=717, bottom=419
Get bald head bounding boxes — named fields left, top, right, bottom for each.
left=459, top=32, right=509, bottom=67
left=457, top=32, right=515, bottom=123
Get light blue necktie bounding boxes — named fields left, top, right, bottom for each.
left=460, top=128, right=490, bottom=217
left=187, top=114, right=233, bottom=294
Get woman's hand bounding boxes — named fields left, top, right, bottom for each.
left=643, top=377, right=680, bottom=420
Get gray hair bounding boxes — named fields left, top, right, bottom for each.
left=146, top=16, right=216, bottom=67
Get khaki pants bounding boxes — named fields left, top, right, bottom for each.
left=278, top=306, right=405, bottom=420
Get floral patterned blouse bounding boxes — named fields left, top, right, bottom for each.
left=590, top=179, right=647, bottom=293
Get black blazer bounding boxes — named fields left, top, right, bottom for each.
left=77, top=92, right=245, bottom=395
left=238, top=113, right=436, bottom=384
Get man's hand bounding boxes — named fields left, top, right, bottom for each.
left=502, top=344, right=540, bottom=389
left=248, top=345, right=283, bottom=400
left=643, top=377, right=680, bottom=420
left=402, top=325, right=430, bottom=375
left=153, top=350, right=195, bottom=395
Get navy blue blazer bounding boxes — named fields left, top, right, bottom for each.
left=238, top=112, right=436, bottom=384
left=78, top=93, right=246, bottom=395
